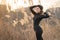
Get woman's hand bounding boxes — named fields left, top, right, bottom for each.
left=47, top=12, right=51, bottom=16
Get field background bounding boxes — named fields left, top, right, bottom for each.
left=0, top=0, right=60, bottom=40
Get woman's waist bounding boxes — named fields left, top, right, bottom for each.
left=34, top=24, right=40, bottom=26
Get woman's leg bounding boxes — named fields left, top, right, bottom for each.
left=34, top=26, right=43, bottom=40
left=36, top=32, right=43, bottom=40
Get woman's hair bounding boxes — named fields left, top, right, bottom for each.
left=35, top=5, right=43, bottom=11
left=30, top=5, right=43, bottom=14
left=37, top=5, right=43, bottom=11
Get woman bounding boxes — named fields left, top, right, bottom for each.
left=30, top=5, right=51, bottom=40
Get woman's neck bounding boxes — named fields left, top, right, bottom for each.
left=38, top=11, right=44, bottom=15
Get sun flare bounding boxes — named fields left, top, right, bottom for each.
left=0, top=0, right=60, bottom=11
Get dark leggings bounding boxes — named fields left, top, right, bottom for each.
left=34, top=25, right=43, bottom=40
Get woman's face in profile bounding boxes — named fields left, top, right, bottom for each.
left=33, top=7, right=41, bottom=13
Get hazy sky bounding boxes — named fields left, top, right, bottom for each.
left=0, top=0, right=60, bottom=11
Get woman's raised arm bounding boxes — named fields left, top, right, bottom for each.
left=30, top=5, right=37, bottom=15
left=42, top=12, right=51, bottom=18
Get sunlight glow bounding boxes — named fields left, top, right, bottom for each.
left=41, top=0, right=60, bottom=11
left=0, top=0, right=60, bottom=11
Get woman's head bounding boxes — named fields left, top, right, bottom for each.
left=33, top=5, right=43, bottom=13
